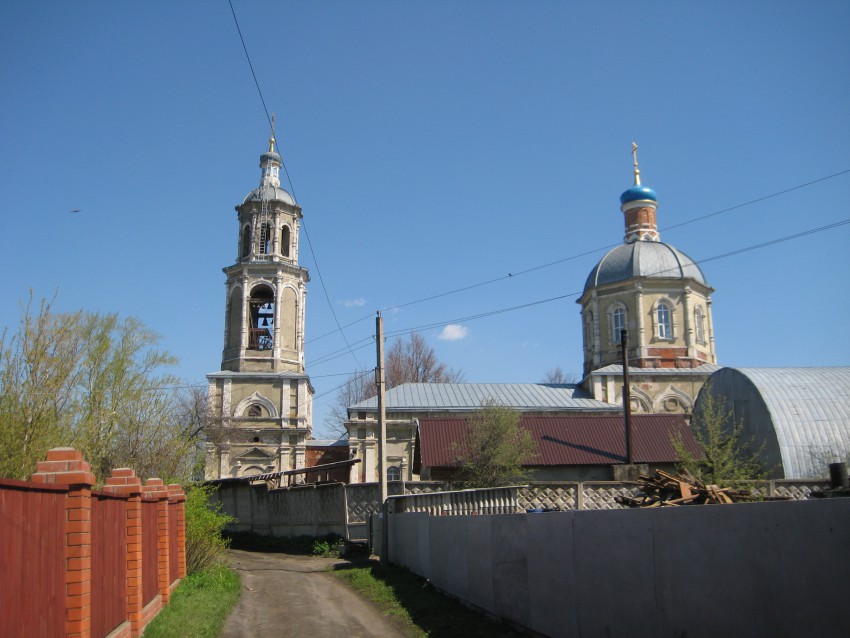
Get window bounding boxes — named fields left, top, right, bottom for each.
left=248, top=285, right=275, bottom=350
left=241, top=225, right=251, bottom=258
left=694, top=307, right=705, bottom=343
left=259, top=223, right=272, bottom=255
left=657, top=302, right=672, bottom=339
left=248, top=405, right=263, bottom=417
left=387, top=466, right=401, bottom=481
left=281, top=225, right=291, bottom=258
left=609, top=305, right=626, bottom=344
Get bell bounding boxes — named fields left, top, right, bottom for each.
left=261, top=318, right=269, bottom=327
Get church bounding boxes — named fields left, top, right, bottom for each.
left=578, top=144, right=719, bottom=413
left=204, top=132, right=314, bottom=479
left=204, top=137, right=848, bottom=483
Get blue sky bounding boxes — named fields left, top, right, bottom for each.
left=2, top=1, right=848, bottom=438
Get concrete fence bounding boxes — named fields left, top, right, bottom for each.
left=0, top=448, right=186, bottom=638
left=211, top=478, right=830, bottom=542
left=387, top=499, right=850, bottom=638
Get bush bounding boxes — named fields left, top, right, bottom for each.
left=185, top=484, right=236, bottom=574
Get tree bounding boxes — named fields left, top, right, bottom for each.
left=542, top=366, right=579, bottom=384
left=323, top=332, right=463, bottom=436
left=0, top=295, right=203, bottom=482
left=673, top=388, right=765, bottom=485
left=455, top=401, right=537, bottom=488
left=386, top=332, right=464, bottom=388
left=322, top=367, right=376, bottom=437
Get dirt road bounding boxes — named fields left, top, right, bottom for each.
left=220, top=549, right=410, bottom=638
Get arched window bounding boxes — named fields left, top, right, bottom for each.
left=608, top=304, right=627, bottom=344
left=248, top=404, right=263, bottom=417
left=259, top=223, right=272, bottom=255
left=657, top=302, right=672, bottom=339
left=387, top=466, right=401, bottom=481
left=248, top=285, right=275, bottom=350
left=584, top=311, right=593, bottom=349
left=694, top=306, right=705, bottom=344
left=241, top=225, right=251, bottom=259
left=281, top=225, right=291, bottom=258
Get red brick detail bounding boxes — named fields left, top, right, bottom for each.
left=156, top=498, right=171, bottom=604
left=46, top=447, right=84, bottom=462
left=65, top=485, right=93, bottom=638
left=125, top=495, right=144, bottom=637
left=167, top=485, right=187, bottom=579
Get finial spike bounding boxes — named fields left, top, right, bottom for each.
left=268, top=113, right=276, bottom=153
left=631, top=141, right=641, bottom=186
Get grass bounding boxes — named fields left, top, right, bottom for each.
left=331, top=559, right=527, bottom=637
left=142, top=564, right=240, bottom=638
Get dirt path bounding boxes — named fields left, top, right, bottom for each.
left=220, top=549, right=410, bottom=638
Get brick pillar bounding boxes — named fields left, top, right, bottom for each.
left=143, top=479, right=171, bottom=604
left=103, top=468, right=144, bottom=638
left=167, top=484, right=187, bottom=580
left=31, top=448, right=97, bottom=638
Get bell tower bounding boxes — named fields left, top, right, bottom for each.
left=205, top=129, right=314, bottom=479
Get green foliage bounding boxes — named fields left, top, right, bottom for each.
left=311, top=538, right=340, bottom=558
left=332, top=561, right=524, bottom=637
left=456, top=401, right=536, bottom=488
left=184, top=484, right=236, bottom=575
left=674, top=388, right=765, bottom=485
left=0, top=295, right=205, bottom=482
left=142, top=563, right=240, bottom=638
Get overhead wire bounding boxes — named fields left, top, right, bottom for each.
left=227, top=0, right=362, bottom=368
left=307, top=216, right=850, bottom=369
left=306, top=168, right=850, bottom=346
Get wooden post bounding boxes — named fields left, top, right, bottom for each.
left=376, top=313, right=389, bottom=565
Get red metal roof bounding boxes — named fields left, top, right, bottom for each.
left=418, top=414, right=702, bottom=468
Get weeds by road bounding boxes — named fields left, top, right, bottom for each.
left=331, top=560, right=527, bottom=637
left=142, top=564, right=240, bottom=638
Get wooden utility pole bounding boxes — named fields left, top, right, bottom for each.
left=376, top=313, right=387, bottom=503
left=620, top=328, right=633, bottom=464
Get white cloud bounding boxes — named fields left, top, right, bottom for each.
left=438, top=324, right=469, bottom=341
left=342, top=298, right=366, bottom=307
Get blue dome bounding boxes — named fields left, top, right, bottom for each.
left=620, top=184, right=657, bottom=206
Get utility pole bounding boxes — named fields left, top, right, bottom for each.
left=620, top=328, right=633, bottom=464
left=376, top=312, right=389, bottom=565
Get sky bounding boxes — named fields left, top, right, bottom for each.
left=1, top=1, right=849, bottom=438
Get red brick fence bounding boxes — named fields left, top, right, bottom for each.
left=0, top=448, right=186, bottom=638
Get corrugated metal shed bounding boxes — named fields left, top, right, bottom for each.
left=349, top=383, right=620, bottom=413
left=703, top=367, right=850, bottom=478
left=419, top=414, right=701, bottom=468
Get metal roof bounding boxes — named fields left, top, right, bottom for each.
left=418, top=414, right=701, bottom=467
left=590, top=363, right=721, bottom=377
left=710, top=367, right=850, bottom=478
left=349, top=383, right=620, bottom=413
left=584, top=240, right=708, bottom=292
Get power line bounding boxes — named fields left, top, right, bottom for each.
left=227, top=0, right=361, bottom=368
left=306, top=169, right=850, bottom=346
left=306, top=217, right=850, bottom=369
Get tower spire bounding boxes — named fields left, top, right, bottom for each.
left=631, top=141, right=641, bottom=186
left=268, top=114, right=276, bottom=153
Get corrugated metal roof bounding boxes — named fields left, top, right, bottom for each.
left=349, top=383, right=620, bottom=412
left=723, top=367, right=850, bottom=478
left=590, top=363, right=721, bottom=377
left=419, top=414, right=701, bottom=467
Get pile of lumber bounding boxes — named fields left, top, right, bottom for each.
left=615, top=470, right=759, bottom=507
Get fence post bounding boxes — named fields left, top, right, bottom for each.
left=31, top=447, right=97, bottom=638
left=167, top=484, right=187, bottom=581
left=143, top=479, right=171, bottom=605
left=103, top=468, right=144, bottom=637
